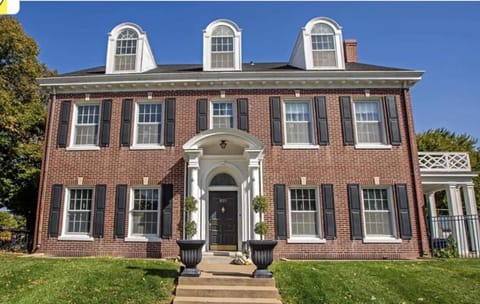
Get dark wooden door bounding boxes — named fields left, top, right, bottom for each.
left=209, top=191, right=237, bottom=251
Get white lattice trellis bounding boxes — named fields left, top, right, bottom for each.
left=418, top=152, right=471, bottom=172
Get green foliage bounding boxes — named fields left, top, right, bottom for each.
left=417, top=128, right=480, bottom=206
left=0, top=17, right=53, bottom=230
left=252, top=195, right=269, bottom=239
left=0, top=212, right=23, bottom=229
left=184, top=196, right=198, bottom=239
left=272, top=259, right=480, bottom=304
left=184, top=196, right=197, bottom=213
left=0, top=254, right=178, bottom=304
left=184, top=220, right=197, bottom=240
left=254, top=222, right=268, bottom=237
left=252, top=195, right=268, bottom=214
left=433, top=236, right=459, bottom=258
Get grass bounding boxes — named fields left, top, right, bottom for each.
left=0, top=253, right=179, bottom=304
left=271, top=259, right=480, bottom=304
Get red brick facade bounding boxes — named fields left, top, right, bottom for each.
left=34, top=88, right=429, bottom=259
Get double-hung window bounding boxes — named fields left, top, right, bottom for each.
left=134, top=102, right=163, bottom=147
left=211, top=25, right=234, bottom=69
left=114, top=29, right=138, bottom=72
left=129, top=188, right=160, bottom=240
left=63, top=188, right=94, bottom=238
left=289, top=188, right=321, bottom=239
left=211, top=101, right=234, bottom=128
left=284, top=101, right=314, bottom=146
left=354, top=100, right=387, bottom=146
left=362, top=187, right=396, bottom=239
left=311, top=23, right=337, bottom=67
left=72, top=104, right=100, bottom=147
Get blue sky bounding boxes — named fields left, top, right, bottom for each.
left=16, top=1, right=480, bottom=143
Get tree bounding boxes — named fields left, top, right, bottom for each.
left=0, top=16, right=51, bottom=231
left=417, top=128, right=480, bottom=207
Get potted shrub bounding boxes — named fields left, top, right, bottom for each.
left=248, top=195, right=277, bottom=278
left=176, top=196, right=205, bottom=277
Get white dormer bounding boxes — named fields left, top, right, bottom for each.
left=289, top=17, right=345, bottom=70
left=106, top=23, right=156, bottom=74
left=203, top=19, right=242, bottom=72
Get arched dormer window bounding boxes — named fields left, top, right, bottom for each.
left=203, top=19, right=242, bottom=71
left=105, top=23, right=156, bottom=74
left=115, top=29, right=138, bottom=71
left=289, top=17, right=345, bottom=70
left=311, top=23, right=336, bottom=67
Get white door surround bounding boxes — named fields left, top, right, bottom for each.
left=183, top=128, right=264, bottom=251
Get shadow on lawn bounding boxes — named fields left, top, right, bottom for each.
left=126, top=266, right=179, bottom=278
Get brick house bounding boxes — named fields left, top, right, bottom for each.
left=34, top=17, right=431, bottom=259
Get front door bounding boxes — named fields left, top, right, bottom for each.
left=209, top=191, right=237, bottom=251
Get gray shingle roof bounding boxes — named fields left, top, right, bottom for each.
left=60, top=62, right=408, bottom=77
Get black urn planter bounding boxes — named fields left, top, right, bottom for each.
left=248, top=240, right=278, bottom=278
left=176, top=240, right=205, bottom=277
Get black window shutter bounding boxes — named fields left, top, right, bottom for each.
left=274, top=184, right=287, bottom=240
left=48, top=184, right=63, bottom=237
left=385, top=96, right=402, bottom=145
left=57, top=101, right=71, bottom=148
left=114, top=184, right=127, bottom=238
left=161, top=184, right=173, bottom=238
left=322, top=184, right=336, bottom=239
left=196, top=98, right=208, bottom=133
left=315, top=96, right=329, bottom=145
left=164, top=98, right=176, bottom=146
left=99, top=99, right=112, bottom=147
left=340, top=96, right=354, bottom=145
left=237, top=98, right=249, bottom=132
left=120, top=99, right=132, bottom=147
left=348, top=184, right=363, bottom=240
left=395, top=184, right=413, bottom=239
left=93, top=184, right=106, bottom=238
left=270, top=97, right=282, bottom=145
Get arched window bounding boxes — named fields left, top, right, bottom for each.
left=210, top=173, right=236, bottom=186
left=211, top=25, right=235, bottom=69
left=311, top=23, right=336, bottom=67
left=114, top=29, right=138, bottom=71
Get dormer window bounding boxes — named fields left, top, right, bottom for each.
left=203, top=19, right=242, bottom=71
left=289, top=17, right=345, bottom=70
left=115, top=29, right=138, bottom=71
left=311, top=23, right=336, bottom=67
left=211, top=26, right=234, bottom=69
left=106, top=23, right=156, bottom=74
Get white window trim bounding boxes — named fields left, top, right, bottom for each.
left=203, top=20, right=242, bottom=72
left=68, top=102, right=101, bottom=150
left=127, top=186, right=162, bottom=241
left=209, top=100, right=236, bottom=129
left=282, top=99, right=317, bottom=148
left=131, top=100, right=165, bottom=150
left=360, top=186, right=399, bottom=243
left=287, top=186, right=325, bottom=242
left=60, top=187, right=95, bottom=241
left=353, top=99, right=390, bottom=149
left=304, top=19, right=345, bottom=70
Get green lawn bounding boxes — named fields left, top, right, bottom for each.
left=0, top=253, right=178, bottom=304
left=271, top=259, right=480, bottom=304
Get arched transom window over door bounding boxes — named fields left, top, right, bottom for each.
left=210, top=173, right=237, bottom=186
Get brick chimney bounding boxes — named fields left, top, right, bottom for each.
left=344, top=39, right=358, bottom=63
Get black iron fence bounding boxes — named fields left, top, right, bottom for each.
left=428, top=215, right=480, bottom=258
left=0, top=227, right=30, bottom=252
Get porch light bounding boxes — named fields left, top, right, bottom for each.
left=220, top=140, right=227, bottom=149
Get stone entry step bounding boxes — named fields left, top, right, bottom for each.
left=173, top=255, right=281, bottom=304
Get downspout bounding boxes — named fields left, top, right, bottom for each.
left=33, top=87, right=56, bottom=251
left=402, top=86, right=429, bottom=256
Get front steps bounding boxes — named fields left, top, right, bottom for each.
left=173, top=253, right=281, bottom=304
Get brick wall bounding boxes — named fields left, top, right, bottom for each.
left=35, top=88, right=427, bottom=259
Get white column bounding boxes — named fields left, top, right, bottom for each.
left=446, top=184, right=468, bottom=257
left=427, top=192, right=440, bottom=238
left=246, top=149, right=264, bottom=241
left=462, top=185, right=480, bottom=256
left=185, top=149, right=202, bottom=240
